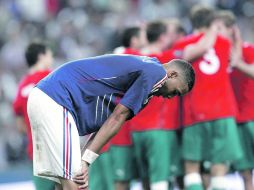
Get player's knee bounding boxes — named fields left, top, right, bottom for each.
left=60, top=179, right=79, bottom=190
left=115, top=181, right=130, bottom=190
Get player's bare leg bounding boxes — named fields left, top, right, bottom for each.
left=209, top=163, right=228, bottom=190
left=240, top=170, right=254, bottom=190
left=185, top=161, right=200, bottom=174
left=115, top=181, right=130, bottom=190
left=184, top=160, right=204, bottom=190
left=210, top=163, right=227, bottom=176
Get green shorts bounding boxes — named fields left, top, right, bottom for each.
left=89, top=152, right=114, bottom=190
left=110, top=146, right=138, bottom=181
left=234, top=121, right=254, bottom=171
left=182, top=118, right=243, bottom=164
left=33, top=175, right=55, bottom=190
left=132, top=130, right=171, bottom=183
left=29, top=162, right=55, bottom=190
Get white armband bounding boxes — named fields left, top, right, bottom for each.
left=82, top=149, right=99, bottom=164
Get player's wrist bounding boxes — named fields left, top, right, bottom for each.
left=233, top=59, right=243, bottom=69
left=81, top=149, right=99, bottom=165
left=81, top=160, right=90, bottom=167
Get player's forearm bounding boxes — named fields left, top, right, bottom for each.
left=86, top=104, right=130, bottom=154
left=183, top=44, right=206, bottom=61
left=235, top=61, right=254, bottom=79
left=183, top=39, right=213, bottom=61
left=183, top=29, right=216, bottom=61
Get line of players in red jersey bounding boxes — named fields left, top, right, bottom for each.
left=89, top=6, right=254, bottom=190
left=13, top=4, right=254, bottom=190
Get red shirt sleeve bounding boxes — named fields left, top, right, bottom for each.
left=13, top=82, right=25, bottom=116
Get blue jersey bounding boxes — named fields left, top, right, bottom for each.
left=37, top=54, right=167, bottom=135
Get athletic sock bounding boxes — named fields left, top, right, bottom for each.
left=151, top=181, right=168, bottom=190
left=184, top=173, right=204, bottom=190
left=209, top=176, right=227, bottom=190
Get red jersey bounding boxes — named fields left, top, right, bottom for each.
left=130, top=96, right=180, bottom=131
left=231, top=42, right=254, bottom=123
left=110, top=123, right=132, bottom=146
left=172, top=33, right=238, bottom=126
left=13, top=70, right=51, bottom=159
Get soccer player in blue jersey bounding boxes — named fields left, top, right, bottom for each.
left=27, top=54, right=195, bottom=190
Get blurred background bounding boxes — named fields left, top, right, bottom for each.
left=0, top=0, right=254, bottom=189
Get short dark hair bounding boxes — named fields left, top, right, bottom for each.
left=169, top=59, right=195, bottom=92
left=190, top=5, right=215, bottom=29
left=25, top=42, right=47, bottom=67
left=146, top=21, right=167, bottom=43
left=121, top=27, right=141, bottom=48
left=215, top=10, right=236, bottom=27
left=176, top=24, right=187, bottom=36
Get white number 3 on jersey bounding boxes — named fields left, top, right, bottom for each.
left=199, top=48, right=220, bottom=75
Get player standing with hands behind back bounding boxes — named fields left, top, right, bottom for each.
left=27, top=54, right=195, bottom=190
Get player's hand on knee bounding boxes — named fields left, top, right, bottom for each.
left=77, top=180, right=88, bottom=190
left=73, top=161, right=89, bottom=189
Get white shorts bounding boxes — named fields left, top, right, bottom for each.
left=27, top=87, right=83, bottom=183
